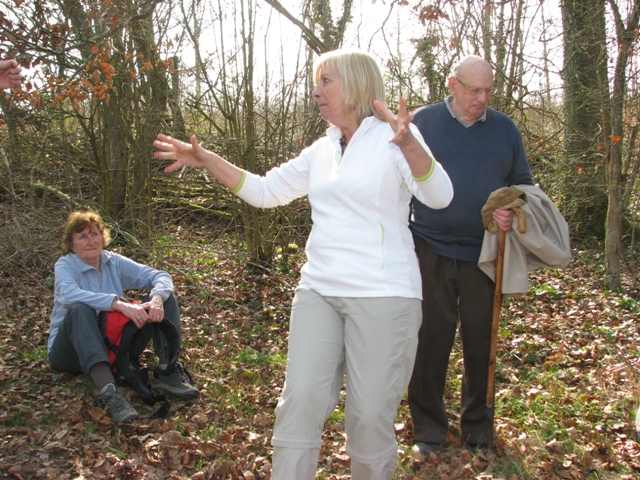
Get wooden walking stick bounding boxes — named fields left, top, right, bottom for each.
left=486, top=227, right=506, bottom=408
left=486, top=207, right=526, bottom=408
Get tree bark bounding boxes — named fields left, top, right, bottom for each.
left=561, top=0, right=609, bottom=238
left=602, top=0, right=640, bottom=289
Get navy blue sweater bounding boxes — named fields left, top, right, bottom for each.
left=411, top=100, right=532, bottom=262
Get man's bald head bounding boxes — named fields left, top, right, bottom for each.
left=448, top=55, right=495, bottom=125
left=452, top=55, right=493, bottom=80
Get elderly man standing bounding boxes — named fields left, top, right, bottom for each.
left=408, top=55, right=533, bottom=457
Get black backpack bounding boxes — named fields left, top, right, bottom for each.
left=98, top=310, right=183, bottom=417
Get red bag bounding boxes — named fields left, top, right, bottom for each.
left=102, top=309, right=131, bottom=366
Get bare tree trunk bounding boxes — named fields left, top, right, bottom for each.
left=603, top=0, right=640, bottom=289
left=105, top=106, right=129, bottom=218
left=169, top=56, right=187, bottom=140
left=562, top=0, right=609, bottom=238
left=238, top=0, right=274, bottom=266
left=129, top=11, right=171, bottom=238
left=540, top=2, right=553, bottom=107
left=493, top=1, right=506, bottom=96
left=482, top=0, right=493, bottom=62
left=505, top=0, right=524, bottom=113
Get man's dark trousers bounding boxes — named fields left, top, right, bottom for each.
left=408, top=235, right=496, bottom=446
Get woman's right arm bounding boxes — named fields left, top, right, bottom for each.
left=154, top=132, right=312, bottom=208
left=153, top=133, right=244, bottom=190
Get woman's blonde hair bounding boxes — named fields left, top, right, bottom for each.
left=61, top=211, right=111, bottom=254
left=314, top=49, right=386, bottom=125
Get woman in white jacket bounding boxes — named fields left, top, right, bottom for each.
left=153, top=48, right=453, bottom=480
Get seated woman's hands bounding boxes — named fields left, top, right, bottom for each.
left=143, top=295, right=165, bottom=323
left=111, top=297, right=163, bottom=328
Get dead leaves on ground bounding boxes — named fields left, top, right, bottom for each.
left=0, top=237, right=639, bottom=479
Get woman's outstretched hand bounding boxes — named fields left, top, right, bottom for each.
left=153, top=133, right=207, bottom=172
left=153, top=132, right=244, bottom=190
left=373, top=97, right=415, bottom=148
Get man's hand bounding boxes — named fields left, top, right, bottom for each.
left=493, top=208, right=515, bottom=232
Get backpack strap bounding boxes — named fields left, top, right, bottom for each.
left=115, top=322, right=157, bottom=405
left=152, top=318, right=181, bottom=372
left=98, top=310, right=182, bottom=416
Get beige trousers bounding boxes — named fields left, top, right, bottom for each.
left=271, top=288, right=421, bottom=480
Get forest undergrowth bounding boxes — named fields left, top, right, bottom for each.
left=0, top=222, right=639, bottom=480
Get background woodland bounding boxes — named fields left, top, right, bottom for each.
left=0, top=0, right=639, bottom=479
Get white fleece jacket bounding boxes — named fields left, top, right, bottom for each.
left=233, top=116, right=453, bottom=299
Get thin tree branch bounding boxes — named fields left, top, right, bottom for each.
left=262, top=0, right=327, bottom=54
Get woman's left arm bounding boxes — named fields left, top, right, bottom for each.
left=114, top=254, right=173, bottom=323
left=374, top=98, right=453, bottom=209
left=374, top=98, right=433, bottom=177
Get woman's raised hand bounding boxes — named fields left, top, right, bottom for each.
left=373, top=97, right=415, bottom=148
left=153, top=133, right=207, bottom=172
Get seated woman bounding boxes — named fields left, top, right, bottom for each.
left=47, top=211, right=199, bottom=423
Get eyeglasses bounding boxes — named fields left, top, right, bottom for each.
left=74, top=231, right=102, bottom=243
left=455, top=77, right=495, bottom=97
